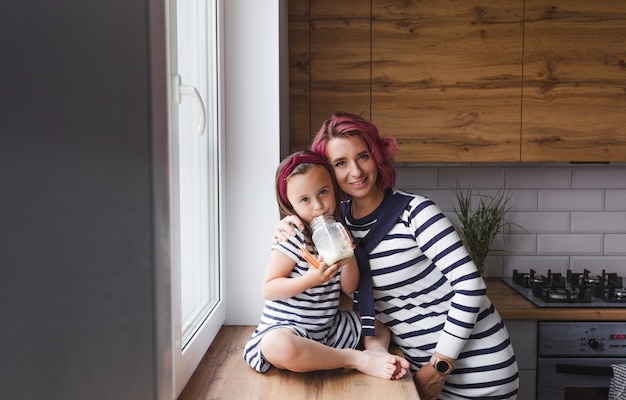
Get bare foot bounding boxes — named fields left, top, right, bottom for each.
left=353, top=349, right=410, bottom=379
left=364, top=349, right=410, bottom=380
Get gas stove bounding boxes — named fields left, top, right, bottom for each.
left=501, top=269, right=626, bottom=308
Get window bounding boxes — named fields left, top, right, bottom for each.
left=168, top=0, right=224, bottom=396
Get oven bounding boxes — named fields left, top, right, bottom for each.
left=500, top=269, right=626, bottom=399
left=537, top=322, right=626, bottom=400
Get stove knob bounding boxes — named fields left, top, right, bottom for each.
left=588, top=339, right=601, bottom=350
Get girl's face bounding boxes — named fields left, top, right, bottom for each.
left=285, top=165, right=336, bottom=224
left=325, top=135, right=379, bottom=200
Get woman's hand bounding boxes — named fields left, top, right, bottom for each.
left=272, top=215, right=305, bottom=244
left=413, top=361, right=447, bottom=400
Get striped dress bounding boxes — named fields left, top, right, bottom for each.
left=243, top=230, right=362, bottom=373
left=344, top=190, right=519, bottom=399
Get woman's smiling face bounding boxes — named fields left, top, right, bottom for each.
left=325, top=135, right=378, bottom=200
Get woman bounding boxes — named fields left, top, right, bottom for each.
left=274, top=113, right=519, bottom=400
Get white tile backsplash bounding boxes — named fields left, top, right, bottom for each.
left=508, top=190, right=538, bottom=212
left=605, top=234, right=626, bottom=256
left=396, top=167, right=438, bottom=189
left=573, top=167, right=626, bottom=189
left=571, top=212, right=626, bottom=233
left=506, top=167, right=572, bottom=189
left=438, top=167, right=505, bottom=189
left=508, top=212, right=571, bottom=233
left=499, top=233, right=538, bottom=255
left=538, top=190, right=605, bottom=211
left=607, top=190, right=626, bottom=211
left=395, top=163, right=626, bottom=277
left=537, top=234, right=604, bottom=255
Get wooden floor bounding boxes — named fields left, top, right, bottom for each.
left=178, top=325, right=420, bottom=400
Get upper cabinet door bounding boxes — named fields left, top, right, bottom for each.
left=522, top=0, right=626, bottom=161
left=310, top=0, right=372, bottom=138
left=288, top=0, right=312, bottom=152
left=372, top=0, right=524, bottom=162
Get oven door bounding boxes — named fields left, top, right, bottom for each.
left=537, top=358, right=620, bottom=400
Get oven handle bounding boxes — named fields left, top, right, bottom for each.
left=555, top=363, right=613, bottom=377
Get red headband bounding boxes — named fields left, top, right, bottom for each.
left=278, top=153, right=333, bottom=208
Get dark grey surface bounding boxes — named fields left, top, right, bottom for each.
left=0, top=1, right=162, bottom=398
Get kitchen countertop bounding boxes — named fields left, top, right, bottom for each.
left=486, top=278, right=626, bottom=321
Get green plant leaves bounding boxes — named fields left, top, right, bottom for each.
left=452, top=186, right=512, bottom=276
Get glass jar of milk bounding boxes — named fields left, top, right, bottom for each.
left=310, top=215, right=354, bottom=266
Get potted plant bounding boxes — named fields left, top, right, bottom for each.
left=452, top=186, right=513, bottom=277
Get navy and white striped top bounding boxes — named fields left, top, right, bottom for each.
left=243, top=230, right=361, bottom=373
left=344, top=190, right=519, bottom=399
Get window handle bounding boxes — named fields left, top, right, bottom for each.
left=172, top=74, right=206, bottom=136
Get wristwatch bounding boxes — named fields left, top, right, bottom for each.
left=430, top=355, right=454, bottom=376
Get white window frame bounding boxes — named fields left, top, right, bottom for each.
left=170, top=0, right=225, bottom=397
left=152, top=0, right=226, bottom=398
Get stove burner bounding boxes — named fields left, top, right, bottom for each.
left=512, top=269, right=547, bottom=288
left=548, top=289, right=569, bottom=300
left=532, top=284, right=591, bottom=303
left=510, top=268, right=626, bottom=305
left=592, top=270, right=626, bottom=303
left=567, top=269, right=596, bottom=286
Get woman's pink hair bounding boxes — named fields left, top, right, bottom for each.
left=310, top=112, right=398, bottom=194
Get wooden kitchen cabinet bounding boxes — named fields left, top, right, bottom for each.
left=521, top=0, right=626, bottom=161
left=288, top=0, right=311, bottom=153
left=371, top=0, right=524, bottom=162
left=289, top=0, right=371, bottom=152
left=288, top=0, right=524, bottom=160
left=288, top=0, right=626, bottom=162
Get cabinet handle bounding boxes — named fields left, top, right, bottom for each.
left=555, top=363, right=613, bottom=377
left=172, top=74, right=206, bottom=136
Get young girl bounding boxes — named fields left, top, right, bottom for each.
left=243, top=151, right=408, bottom=379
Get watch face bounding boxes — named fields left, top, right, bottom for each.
left=436, top=360, right=450, bottom=373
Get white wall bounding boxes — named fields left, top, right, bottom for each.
left=223, top=0, right=283, bottom=324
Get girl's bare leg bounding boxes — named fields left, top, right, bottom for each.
left=260, top=328, right=403, bottom=379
